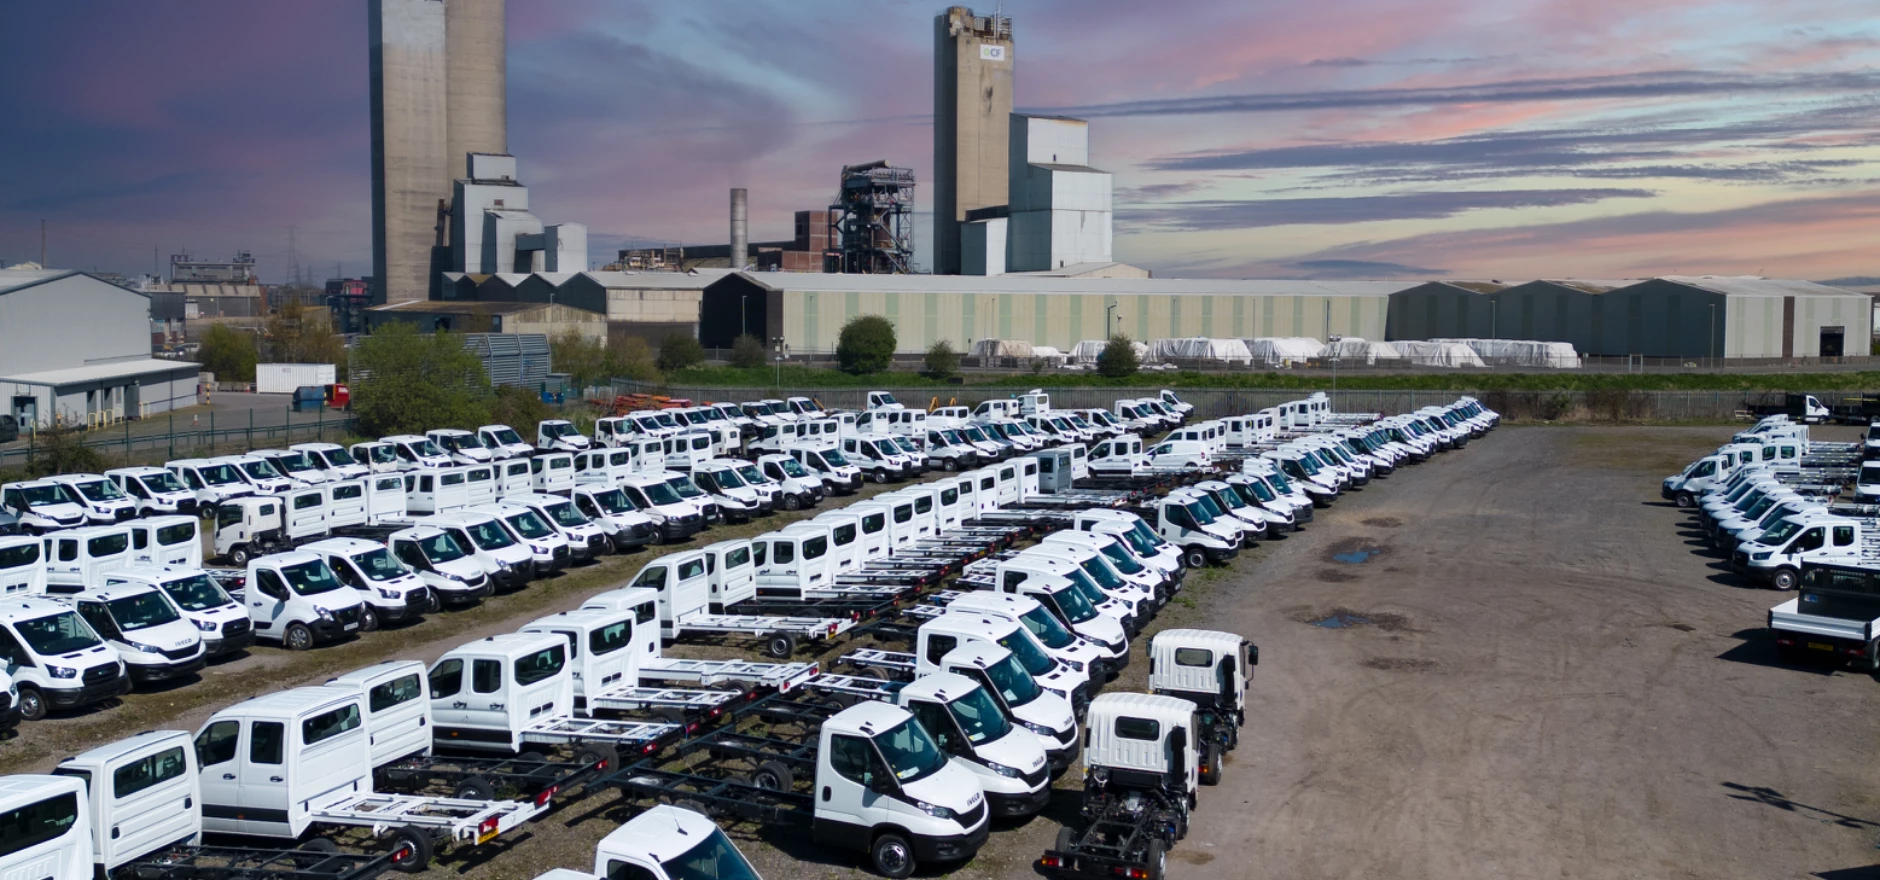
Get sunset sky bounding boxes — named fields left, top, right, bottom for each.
left=2, top=0, right=1877, bottom=282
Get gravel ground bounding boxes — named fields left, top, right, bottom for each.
left=15, top=425, right=1878, bottom=880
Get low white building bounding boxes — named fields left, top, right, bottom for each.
left=0, top=269, right=199, bottom=428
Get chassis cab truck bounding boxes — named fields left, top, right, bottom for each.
left=1148, top=629, right=1256, bottom=785
left=1769, top=563, right=1880, bottom=671
left=0, top=776, right=97, bottom=880
left=1036, top=693, right=1202, bottom=880
left=106, top=466, right=200, bottom=517
left=194, top=688, right=542, bottom=871
left=884, top=672, right=1052, bottom=818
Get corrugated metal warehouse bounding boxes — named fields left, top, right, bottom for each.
left=1387, top=276, right=1871, bottom=359
left=0, top=270, right=199, bottom=427
left=697, top=273, right=1411, bottom=352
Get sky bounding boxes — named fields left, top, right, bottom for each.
left=2, top=0, right=1878, bottom=283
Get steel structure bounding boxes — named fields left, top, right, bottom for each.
left=826, top=161, right=916, bottom=275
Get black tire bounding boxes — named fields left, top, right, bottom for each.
left=422, top=590, right=443, bottom=614
left=388, top=828, right=432, bottom=873
left=1145, top=840, right=1168, bottom=880
left=751, top=760, right=794, bottom=792
left=283, top=622, right=315, bottom=651
left=782, top=494, right=803, bottom=511
left=358, top=605, right=381, bottom=633
left=517, top=748, right=549, bottom=764
left=874, top=468, right=890, bottom=484
left=14, top=686, right=44, bottom=723
left=1772, top=568, right=1799, bottom=591
left=300, top=837, right=340, bottom=854
left=1055, top=826, right=1077, bottom=854
left=853, top=666, right=889, bottom=681
left=870, top=832, right=916, bottom=879
left=230, top=544, right=253, bottom=566
left=1675, top=492, right=1695, bottom=509
left=943, top=458, right=960, bottom=472
left=1183, top=547, right=1210, bottom=570
left=574, top=743, right=619, bottom=771
left=1200, top=742, right=1223, bottom=786
left=453, top=776, right=495, bottom=801
left=764, top=632, right=798, bottom=659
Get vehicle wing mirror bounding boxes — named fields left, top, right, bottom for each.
left=1247, top=644, right=1259, bottom=666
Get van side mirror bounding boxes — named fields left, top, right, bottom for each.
left=1248, top=644, right=1259, bottom=666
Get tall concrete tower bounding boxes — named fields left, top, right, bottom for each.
left=370, top=0, right=507, bottom=306
left=932, top=6, right=1013, bottom=276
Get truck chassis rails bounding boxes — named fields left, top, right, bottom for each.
left=115, top=843, right=403, bottom=880
left=1036, top=788, right=1185, bottom=880
left=375, top=753, right=602, bottom=805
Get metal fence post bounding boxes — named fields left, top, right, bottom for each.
left=168, top=414, right=174, bottom=459
left=123, top=417, right=131, bottom=465
left=247, top=409, right=253, bottom=448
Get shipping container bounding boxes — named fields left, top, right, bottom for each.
left=256, top=363, right=338, bottom=394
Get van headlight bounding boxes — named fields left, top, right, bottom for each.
left=192, top=619, right=218, bottom=632
left=983, top=761, right=1022, bottom=778
left=1018, top=720, right=1051, bottom=736
left=47, top=665, right=77, bottom=679
left=1751, top=551, right=1772, bottom=560
left=912, top=800, right=957, bottom=820
left=378, top=588, right=402, bottom=599
left=315, top=607, right=335, bottom=621
left=124, top=641, right=161, bottom=655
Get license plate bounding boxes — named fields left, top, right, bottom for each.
left=343, top=623, right=359, bottom=631
left=1808, top=641, right=1835, bottom=652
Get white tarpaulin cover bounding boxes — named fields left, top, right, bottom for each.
left=1392, top=341, right=1488, bottom=368
left=1151, top=337, right=1254, bottom=364
left=1030, top=346, right=1067, bottom=364
left=1432, top=338, right=1582, bottom=368
left=1320, top=338, right=1401, bottom=365
left=1071, top=339, right=1151, bottom=363
left=970, top=339, right=1034, bottom=359
left=1244, top=337, right=1326, bottom=367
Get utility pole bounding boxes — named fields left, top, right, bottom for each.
left=286, top=225, right=300, bottom=287
left=39, top=219, right=46, bottom=267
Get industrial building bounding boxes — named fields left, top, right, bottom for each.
left=365, top=299, right=606, bottom=343
left=0, top=270, right=199, bottom=428
left=369, top=0, right=507, bottom=306
left=1387, top=276, right=1871, bottom=360
left=933, top=6, right=1014, bottom=275
left=698, top=273, right=1407, bottom=353
left=448, top=153, right=587, bottom=275
left=430, top=269, right=723, bottom=344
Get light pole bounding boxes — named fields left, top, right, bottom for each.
left=1708, top=303, right=1716, bottom=367
left=1328, top=334, right=1343, bottom=401
left=1490, top=300, right=1499, bottom=339
left=772, top=337, right=787, bottom=390
left=1106, top=303, right=1118, bottom=338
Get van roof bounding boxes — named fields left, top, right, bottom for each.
left=825, top=699, right=913, bottom=737
left=596, top=805, right=721, bottom=867
left=106, top=466, right=171, bottom=475
left=327, top=660, right=423, bottom=689
left=1087, top=691, right=1196, bottom=725
left=1151, top=629, right=1244, bottom=654
left=63, top=730, right=190, bottom=767
left=0, top=775, right=85, bottom=802
left=447, top=631, right=565, bottom=659
left=899, top=671, right=980, bottom=704
left=302, top=537, right=384, bottom=555
left=523, top=607, right=624, bottom=632
left=220, top=686, right=357, bottom=720
left=944, top=591, right=1039, bottom=617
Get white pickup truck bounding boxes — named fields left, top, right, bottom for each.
left=1730, top=510, right=1880, bottom=590
left=1768, top=563, right=1880, bottom=671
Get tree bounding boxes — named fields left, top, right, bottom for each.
left=23, top=428, right=106, bottom=478
left=349, top=322, right=492, bottom=435
left=837, top=315, right=896, bottom=375
left=729, top=334, right=767, bottom=370
left=657, top=333, right=706, bottom=372
left=197, top=323, right=257, bottom=383
left=614, top=337, right=662, bottom=383
left=1097, top=334, right=1140, bottom=378
left=924, top=339, right=960, bottom=379
left=550, top=330, right=614, bottom=386
left=489, top=385, right=553, bottom=431
left=262, top=300, right=347, bottom=377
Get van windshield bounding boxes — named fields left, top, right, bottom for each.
left=106, top=591, right=180, bottom=631
left=1018, top=605, right=1076, bottom=649
left=318, top=446, right=359, bottom=466
left=463, top=520, right=518, bottom=549
left=354, top=547, right=410, bottom=582
left=1059, top=574, right=1105, bottom=620
left=490, top=428, right=523, bottom=446
left=543, top=501, right=589, bottom=528
left=419, top=531, right=470, bottom=563
left=16, top=610, right=102, bottom=654
left=734, top=464, right=768, bottom=486
left=282, top=560, right=345, bottom=596
left=71, top=479, right=126, bottom=502
left=1243, top=480, right=1276, bottom=502
left=238, top=460, right=284, bottom=480
left=665, top=477, right=705, bottom=499
left=875, top=718, right=948, bottom=784
left=271, top=454, right=315, bottom=474
left=1077, top=556, right=1125, bottom=589
left=659, top=827, right=762, bottom=880
left=1182, top=501, right=1216, bottom=526
left=637, top=482, right=684, bottom=506
left=140, top=471, right=188, bottom=493
left=160, top=573, right=232, bottom=611
left=365, top=445, right=398, bottom=464
left=1758, top=519, right=1804, bottom=546
left=17, top=484, right=76, bottom=506
left=435, top=434, right=476, bottom=454
left=542, top=422, right=577, bottom=439
left=504, top=510, right=553, bottom=539
left=711, top=468, right=746, bottom=488
left=996, top=629, right=1058, bottom=677
left=950, top=685, right=1013, bottom=745
left=981, top=653, right=1043, bottom=706
left=1095, top=541, right=1145, bottom=574
left=775, top=458, right=810, bottom=478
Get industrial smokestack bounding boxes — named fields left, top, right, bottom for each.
left=446, top=0, right=507, bottom=169
left=730, top=188, right=749, bottom=270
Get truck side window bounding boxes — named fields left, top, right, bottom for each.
left=1835, top=526, right=1855, bottom=547
left=1001, top=572, right=1026, bottom=593
left=828, top=734, right=881, bottom=786
left=249, top=721, right=284, bottom=765
left=924, top=634, right=958, bottom=665
left=773, top=541, right=794, bottom=565
left=604, top=860, right=659, bottom=880
left=750, top=543, right=766, bottom=566
left=429, top=659, right=464, bottom=697
left=254, top=570, right=287, bottom=600
left=58, top=541, right=77, bottom=563
left=132, top=531, right=149, bottom=551
left=472, top=659, right=502, bottom=693
left=632, top=567, right=666, bottom=589
left=196, top=720, right=240, bottom=767
left=1794, top=528, right=1826, bottom=553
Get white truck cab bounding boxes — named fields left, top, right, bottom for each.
left=1, top=479, right=89, bottom=533
left=754, top=454, right=825, bottom=510
left=943, top=591, right=1115, bottom=686
left=348, top=440, right=404, bottom=473
left=224, top=454, right=297, bottom=494
left=106, top=466, right=199, bottom=517
left=1155, top=491, right=1243, bottom=568
left=978, top=554, right=1133, bottom=655
left=293, top=442, right=371, bottom=480
left=164, top=458, right=256, bottom=514
left=478, top=423, right=535, bottom=459
left=578, top=805, right=764, bottom=880
left=60, top=581, right=205, bottom=685
left=128, top=515, right=201, bottom=568
left=388, top=525, right=494, bottom=605
left=617, top=473, right=707, bottom=544
left=102, top=566, right=252, bottom=658
left=842, top=435, right=913, bottom=483
left=807, top=700, right=991, bottom=877
left=473, top=501, right=575, bottom=573
left=509, top=492, right=613, bottom=561
left=895, top=671, right=1052, bottom=818
left=241, top=552, right=367, bottom=650
left=0, top=776, right=91, bottom=877
left=430, top=428, right=494, bottom=464
left=531, top=451, right=579, bottom=494
left=919, top=611, right=1093, bottom=714
left=304, top=536, right=433, bottom=630
left=43, top=525, right=135, bottom=593
left=53, top=730, right=204, bottom=874
left=538, top=419, right=592, bottom=451
left=251, top=448, right=332, bottom=485
left=384, top=434, right=453, bottom=470
left=424, top=511, right=539, bottom=589
left=787, top=443, right=863, bottom=494
left=568, top=485, right=659, bottom=552
left=0, top=535, right=48, bottom=597
left=47, top=474, right=139, bottom=524
left=1148, top=628, right=1254, bottom=782
left=0, top=595, right=129, bottom=720
left=928, top=642, right=1080, bottom=771
left=693, top=460, right=778, bottom=514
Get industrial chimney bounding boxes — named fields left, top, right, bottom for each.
left=729, top=188, right=749, bottom=270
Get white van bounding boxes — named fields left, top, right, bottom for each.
left=63, top=582, right=206, bottom=685
left=102, top=566, right=253, bottom=658
left=495, top=458, right=535, bottom=499
left=384, top=434, right=453, bottom=469
left=506, top=493, right=612, bottom=562
left=423, top=511, right=537, bottom=590
left=471, top=501, right=573, bottom=574
left=251, top=448, right=332, bottom=486
left=429, top=428, right=494, bottom=465
left=477, top=424, right=535, bottom=459
left=0, top=776, right=91, bottom=879
left=127, top=516, right=201, bottom=569
left=0, top=479, right=89, bottom=533
left=241, top=552, right=368, bottom=650
left=105, top=466, right=199, bottom=517
left=304, top=537, right=434, bottom=630
left=43, top=525, right=134, bottom=593
left=164, top=459, right=254, bottom=513
left=567, top=485, right=659, bottom=553
left=222, top=454, right=296, bottom=495
left=348, top=440, right=404, bottom=474
left=292, top=442, right=371, bottom=480
left=537, top=419, right=592, bottom=452
left=0, top=595, right=129, bottom=720
left=42, top=475, right=137, bottom=525
left=387, top=525, right=495, bottom=606
left=617, top=473, right=707, bottom=544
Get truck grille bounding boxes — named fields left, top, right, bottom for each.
left=113, top=508, right=135, bottom=521
left=335, top=605, right=361, bottom=627
left=958, top=800, right=987, bottom=829
left=222, top=619, right=251, bottom=638
left=1021, top=764, right=1049, bottom=787
left=83, top=664, right=119, bottom=685
left=177, top=499, right=198, bottom=514
left=553, top=546, right=570, bottom=562
left=409, top=587, right=432, bottom=609
left=159, top=645, right=198, bottom=661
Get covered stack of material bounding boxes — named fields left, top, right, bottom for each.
left=970, top=339, right=1035, bottom=360
left=1151, top=337, right=1254, bottom=365
left=1070, top=339, right=1151, bottom=363
left=1321, top=337, right=1401, bottom=365
left=1392, top=341, right=1488, bottom=368
left=1245, top=337, right=1327, bottom=367
left=463, top=333, right=551, bottom=387
left=1432, top=338, right=1581, bottom=368
left=1030, top=346, right=1067, bottom=365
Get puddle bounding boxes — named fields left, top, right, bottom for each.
left=1363, top=657, right=1438, bottom=672
left=1310, top=610, right=1373, bottom=628
left=1333, top=549, right=1378, bottom=564
left=1291, top=607, right=1413, bottom=632
left=1322, top=537, right=1388, bottom=566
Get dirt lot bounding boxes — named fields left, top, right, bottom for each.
left=14, top=426, right=1880, bottom=880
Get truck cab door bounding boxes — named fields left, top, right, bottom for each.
left=1828, top=524, right=1859, bottom=563
left=236, top=720, right=291, bottom=837
left=248, top=570, right=290, bottom=636
left=820, top=733, right=883, bottom=841
left=1785, top=527, right=1827, bottom=564
left=194, top=719, right=245, bottom=832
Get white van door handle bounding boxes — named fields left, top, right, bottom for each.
left=269, top=776, right=284, bottom=783
left=222, top=773, right=235, bottom=780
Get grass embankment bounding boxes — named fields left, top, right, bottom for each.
left=660, top=366, right=1880, bottom=392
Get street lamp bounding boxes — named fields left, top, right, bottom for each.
left=1328, top=334, right=1343, bottom=401
left=1106, top=303, right=1118, bottom=338
left=772, top=337, right=788, bottom=389
left=1708, top=303, right=1717, bottom=368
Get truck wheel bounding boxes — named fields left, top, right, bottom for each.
left=358, top=606, right=381, bottom=633
left=299, top=838, right=339, bottom=855
left=1200, top=742, right=1223, bottom=786
left=1145, top=840, right=1168, bottom=880
left=1675, top=492, right=1695, bottom=509
left=764, top=632, right=798, bottom=659
left=574, top=743, right=619, bottom=771
left=1183, top=547, right=1210, bottom=570
left=1772, top=568, right=1799, bottom=591
left=751, top=760, right=794, bottom=792
left=453, top=776, right=495, bottom=801
left=283, top=623, right=315, bottom=651
left=1055, top=826, right=1077, bottom=853
left=874, top=468, right=890, bottom=484
left=422, top=591, right=443, bottom=614
left=230, top=544, right=253, bottom=566
left=15, top=686, right=45, bottom=722
left=943, top=458, right=960, bottom=472
left=870, top=832, right=916, bottom=879
left=782, top=494, right=803, bottom=511
left=388, top=828, right=432, bottom=873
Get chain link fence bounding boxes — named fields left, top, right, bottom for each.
left=0, top=409, right=358, bottom=471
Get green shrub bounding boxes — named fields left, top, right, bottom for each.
left=1097, top=335, right=1139, bottom=378
left=924, top=340, right=960, bottom=379
left=730, top=334, right=768, bottom=370
left=657, top=333, right=706, bottom=372
left=837, top=315, right=897, bottom=375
